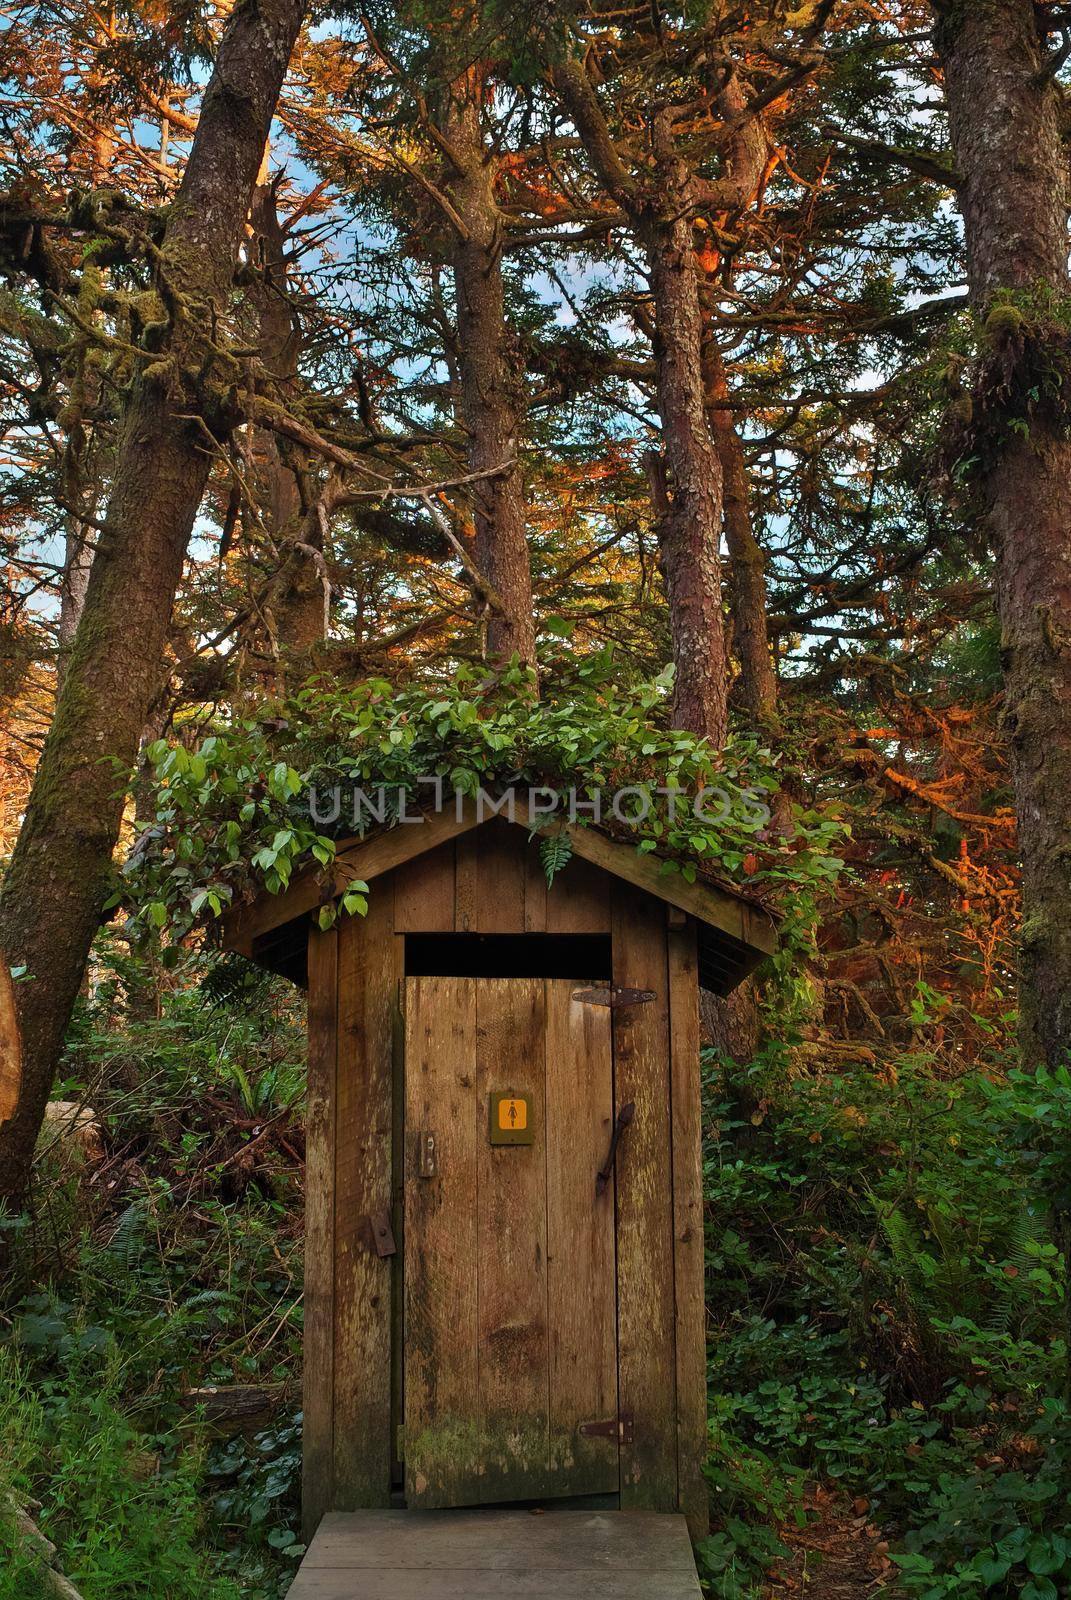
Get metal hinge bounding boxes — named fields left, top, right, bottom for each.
left=572, top=986, right=656, bottom=1010
left=579, top=1411, right=634, bottom=1444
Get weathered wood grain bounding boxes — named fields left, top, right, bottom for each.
left=454, top=833, right=478, bottom=932
left=475, top=979, right=549, bottom=1499
left=545, top=981, right=618, bottom=1496
left=523, top=841, right=548, bottom=931
left=223, top=806, right=776, bottom=961
left=299, top=1508, right=701, bottom=1574
left=390, top=942, right=406, bottom=1487
left=404, top=978, right=480, bottom=1507
left=471, top=819, right=528, bottom=931
left=516, top=803, right=775, bottom=952
left=394, top=841, right=455, bottom=932
left=222, top=866, right=331, bottom=954
left=288, top=1577, right=699, bottom=1600
left=335, top=804, right=480, bottom=889
left=287, top=1509, right=705, bottom=1599
left=303, top=924, right=338, bottom=1540
left=667, top=920, right=708, bottom=1538
left=546, top=855, right=612, bottom=933
left=333, top=893, right=395, bottom=1508
left=610, top=885, right=678, bottom=1512
left=303, top=1507, right=695, bottom=1560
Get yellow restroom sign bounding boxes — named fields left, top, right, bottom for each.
left=489, top=1092, right=534, bottom=1146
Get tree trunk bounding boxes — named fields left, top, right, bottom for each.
left=645, top=208, right=730, bottom=746
left=249, top=179, right=327, bottom=659
left=0, top=0, right=308, bottom=1206
left=703, top=340, right=778, bottom=724
left=444, top=71, right=537, bottom=669
left=547, top=60, right=741, bottom=743
left=57, top=524, right=92, bottom=695
left=934, top=0, right=1071, bottom=1069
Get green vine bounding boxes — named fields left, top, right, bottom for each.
left=119, top=653, right=846, bottom=968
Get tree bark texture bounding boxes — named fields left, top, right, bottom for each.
left=550, top=56, right=766, bottom=745
left=935, top=0, right=1071, bottom=1069
left=57, top=525, right=92, bottom=696
left=644, top=208, right=730, bottom=745
left=0, top=0, right=308, bottom=1204
left=249, top=180, right=327, bottom=659
left=703, top=341, right=778, bottom=724
left=444, top=72, right=536, bottom=668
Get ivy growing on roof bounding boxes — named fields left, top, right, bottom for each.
left=119, top=654, right=846, bottom=964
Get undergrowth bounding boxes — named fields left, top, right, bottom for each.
left=698, top=1036, right=1071, bottom=1599
left=3, top=941, right=1069, bottom=1598
left=0, top=940, right=308, bottom=1598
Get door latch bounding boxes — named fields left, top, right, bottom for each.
left=416, top=1131, right=438, bottom=1178
left=369, top=1210, right=396, bottom=1258
left=596, top=1101, right=635, bottom=1196
left=572, top=986, right=656, bottom=1010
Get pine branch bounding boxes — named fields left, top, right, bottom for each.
left=822, top=126, right=961, bottom=190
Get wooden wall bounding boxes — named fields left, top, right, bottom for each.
left=302, top=821, right=707, bottom=1539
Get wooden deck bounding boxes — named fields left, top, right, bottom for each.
left=286, top=1508, right=704, bottom=1599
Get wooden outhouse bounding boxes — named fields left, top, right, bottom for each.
left=222, top=805, right=776, bottom=1540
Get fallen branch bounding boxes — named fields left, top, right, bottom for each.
left=5, top=1497, right=86, bottom=1600
left=179, top=1382, right=291, bottom=1436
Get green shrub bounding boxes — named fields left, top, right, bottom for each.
left=697, top=1399, right=802, bottom=1597
left=0, top=939, right=308, bottom=1598
left=701, top=1043, right=1069, bottom=1594
left=0, top=1346, right=238, bottom=1600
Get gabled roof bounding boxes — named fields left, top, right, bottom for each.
left=221, top=800, right=778, bottom=994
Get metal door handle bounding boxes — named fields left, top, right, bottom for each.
left=596, top=1101, right=635, bottom=1196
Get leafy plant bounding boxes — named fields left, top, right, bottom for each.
left=120, top=654, right=844, bottom=966
left=539, top=828, right=573, bottom=884
left=700, top=1042, right=1068, bottom=1593
left=0, top=1347, right=238, bottom=1600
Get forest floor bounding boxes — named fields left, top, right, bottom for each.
left=765, top=1486, right=892, bottom=1597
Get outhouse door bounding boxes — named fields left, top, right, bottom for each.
left=403, top=976, right=621, bottom=1508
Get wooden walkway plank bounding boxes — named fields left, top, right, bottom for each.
left=287, top=1510, right=702, bottom=1599
left=287, top=1574, right=699, bottom=1599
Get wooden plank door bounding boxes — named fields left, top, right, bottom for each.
left=545, top=979, right=619, bottom=1496
left=403, top=977, right=618, bottom=1508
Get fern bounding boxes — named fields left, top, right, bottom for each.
left=924, top=1208, right=974, bottom=1312
left=539, top=830, right=573, bottom=886
left=106, top=1202, right=148, bottom=1271
left=876, top=1197, right=1049, bottom=1339
left=985, top=1205, right=1048, bottom=1334
left=199, top=955, right=270, bottom=1008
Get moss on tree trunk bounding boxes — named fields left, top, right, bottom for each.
left=0, top=0, right=309, bottom=1205
left=935, top=0, right=1071, bottom=1071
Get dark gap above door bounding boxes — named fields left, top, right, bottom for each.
left=404, top=933, right=611, bottom=980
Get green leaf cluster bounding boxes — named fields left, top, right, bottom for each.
left=121, top=654, right=846, bottom=965
left=701, top=1039, right=1070, bottom=1597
